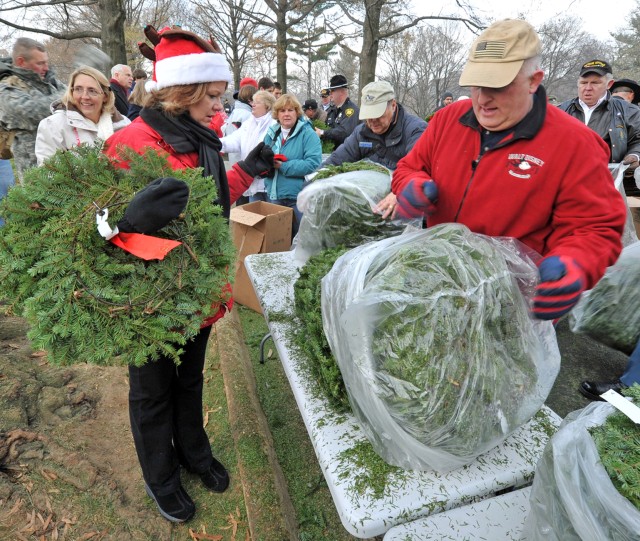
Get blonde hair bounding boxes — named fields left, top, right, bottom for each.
left=272, top=93, right=302, bottom=120
left=252, top=90, right=275, bottom=112
left=129, top=79, right=149, bottom=107
left=145, top=82, right=212, bottom=116
left=63, top=66, right=115, bottom=114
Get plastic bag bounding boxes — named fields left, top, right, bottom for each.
left=612, top=163, right=639, bottom=248
left=570, top=241, right=640, bottom=354
left=294, top=168, right=414, bottom=263
left=523, top=402, right=640, bottom=540
left=321, top=223, right=560, bottom=472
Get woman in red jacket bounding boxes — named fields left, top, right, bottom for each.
left=104, top=26, right=273, bottom=523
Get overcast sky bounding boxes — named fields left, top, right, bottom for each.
left=413, top=0, right=635, bottom=41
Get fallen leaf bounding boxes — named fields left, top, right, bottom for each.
left=30, top=350, right=47, bottom=358
left=41, top=468, right=58, bottom=481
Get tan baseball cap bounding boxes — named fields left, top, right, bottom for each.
left=459, top=19, right=541, bottom=88
left=360, top=81, right=395, bottom=119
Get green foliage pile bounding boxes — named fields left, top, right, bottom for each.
left=312, top=119, right=334, bottom=154
left=296, top=163, right=406, bottom=260
left=293, top=246, right=351, bottom=411
left=313, top=162, right=388, bottom=180
left=0, top=144, right=234, bottom=367
left=572, top=255, right=640, bottom=354
left=364, top=226, right=538, bottom=457
left=591, top=384, right=640, bottom=509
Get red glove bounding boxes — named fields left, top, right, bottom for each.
left=396, top=179, right=438, bottom=219
left=532, top=256, right=585, bottom=320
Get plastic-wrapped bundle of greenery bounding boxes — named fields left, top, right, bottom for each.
left=321, top=223, right=560, bottom=472
left=293, top=246, right=351, bottom=411
left=523, top=385, right=640, bottom=540
left=0, top=144, right=234, bottom=367
left=570, top=241, right=640, bottom=354
left=294, top=162, right=415, bottom=264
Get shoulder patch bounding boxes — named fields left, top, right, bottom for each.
left=345, top=108, right=355, bottom=117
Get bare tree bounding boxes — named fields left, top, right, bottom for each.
left=538, top=15, right=613, bottom=100
left=187, top=0, right=273, bottom=87
left=331, top=0, right=483, bottom=99
left=0, top=0, right=127, bottom=64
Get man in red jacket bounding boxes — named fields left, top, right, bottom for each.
left=392, top=19, right=626, bottom=322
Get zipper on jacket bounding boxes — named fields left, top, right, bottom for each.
left=454, top=154, right=481, bottom=223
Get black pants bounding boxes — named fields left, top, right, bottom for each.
left=128, top=326, right=213, bottom=496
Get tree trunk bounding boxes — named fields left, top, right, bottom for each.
left=358, top=0, right=383, bottom=103
left=275, top=0, right=288, bottom=92
left=99, top=0, right=127, bottom=65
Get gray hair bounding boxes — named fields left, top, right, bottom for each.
left=12, top=37, right=45, bottom=63
left=110, top=64, right=129, bottom=77
left=521, top=56, right=543, bottom=78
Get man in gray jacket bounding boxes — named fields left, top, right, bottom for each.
left=323, top=80, right=427, bottom=171
left=559, top=60, right=640, bottom=177
left=0, top=38, right=64, bottom=181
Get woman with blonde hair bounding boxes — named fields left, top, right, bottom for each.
left=221, top=89, right=277, bottom=202
left=35, top=66, right=130, bottom=164
left=263, top=93, right=322, bottom=235
left=127, top=72, right=149, bottom=121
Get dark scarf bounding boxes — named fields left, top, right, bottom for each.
left=140, top=106, right=231, bottom=218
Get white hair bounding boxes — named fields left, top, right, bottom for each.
left=111, top=64, right=129, bottom=77
left=521, top=56, right=543, bottom=78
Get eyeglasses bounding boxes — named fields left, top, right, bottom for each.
left=72, top=86, right=104, bottom=98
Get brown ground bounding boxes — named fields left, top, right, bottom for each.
left=0, top=312, right=175, bottom=540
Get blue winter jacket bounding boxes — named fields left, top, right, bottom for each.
left=263, top=116, right=322, bottom=200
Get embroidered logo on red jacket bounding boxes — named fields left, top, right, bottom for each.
left=507, top=153, right=544, bottom=179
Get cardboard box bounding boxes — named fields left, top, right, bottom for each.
left=230, top=201, right=293, bottom=313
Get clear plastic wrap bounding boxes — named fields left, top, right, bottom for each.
left=321, top=223, right=560, bottom=472
left=523, top=402, right=640, bottom=541
left=570, top=241, right=640, bottom=354
left=612, top=163, right=639, bottom=247
left=294, top=168, right=413, bottom=263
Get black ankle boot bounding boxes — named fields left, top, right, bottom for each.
left=145, top=483, right=195, bottom=522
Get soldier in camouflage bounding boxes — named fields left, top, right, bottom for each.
left=0, top=37, right=64, bottom=182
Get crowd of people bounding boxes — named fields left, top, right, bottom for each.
left=0, top=18, right=636, bottom=524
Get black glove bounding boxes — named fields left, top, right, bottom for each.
left=237, top=142, right=275, bottom=178
left=117, top=177, right=189, bottom=234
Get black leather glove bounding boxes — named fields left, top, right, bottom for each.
left=237, top=142, right=275, bottom=178
left=117, top=177, right=189, bottom=234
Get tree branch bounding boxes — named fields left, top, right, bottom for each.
left=0, top=16, right=100, bottom=39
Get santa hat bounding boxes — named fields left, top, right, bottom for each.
left=140, top=26, right=232, bottom=92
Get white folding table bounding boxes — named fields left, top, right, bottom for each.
left=245, top=251, right=560, bottom=538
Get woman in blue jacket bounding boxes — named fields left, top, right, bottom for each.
left=263, top=94, right=322, bottom=236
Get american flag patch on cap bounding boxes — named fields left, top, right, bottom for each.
left=474, top=40, right=507, bottom=58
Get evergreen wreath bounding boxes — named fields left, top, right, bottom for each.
left=0, top=144, right=235, bottom=367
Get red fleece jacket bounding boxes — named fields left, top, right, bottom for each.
left=393, top=95, right=626, bottom=289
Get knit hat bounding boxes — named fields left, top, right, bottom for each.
left=139, top=25, right=232, bottom=92
left=459, top=19, right=541, bottom=88
left=239, top=77, right=258, bottom=88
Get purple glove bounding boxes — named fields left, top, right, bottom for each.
left=396, top=179, right=438, bottom=219
left=532, top=255, right=586, bottom=320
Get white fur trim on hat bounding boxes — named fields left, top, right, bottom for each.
left=152, top=52, right=232, bottom=90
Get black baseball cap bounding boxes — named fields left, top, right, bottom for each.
left=580, top=60, right=613, bottom=77
left=302, top=98, right=318, bottom=110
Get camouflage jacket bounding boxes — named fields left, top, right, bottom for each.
left=0, top=58, right=65, bottom=180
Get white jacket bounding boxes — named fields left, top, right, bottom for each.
left=221, top=112, right=277, bottom=196
left=35, top=103, right=130, bottom=165
left=221, top=101, right=253, bottom=166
